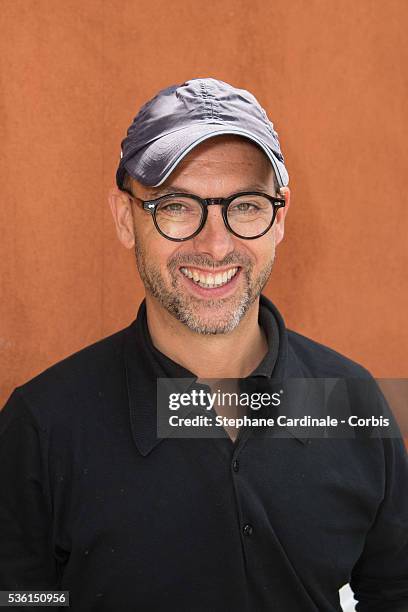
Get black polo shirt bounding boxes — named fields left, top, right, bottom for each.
left=1, top=295, right=407, bottom=611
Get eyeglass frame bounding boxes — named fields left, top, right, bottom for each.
left=121, top=188, right=286, bottom=242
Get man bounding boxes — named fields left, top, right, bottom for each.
left=0, top=78, right=407, bottom=611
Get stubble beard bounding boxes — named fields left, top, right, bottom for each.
left=134, top=242, right=275, bottom=335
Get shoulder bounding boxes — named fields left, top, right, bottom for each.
left=285, top=330, right=399, bottom=429
left=286, top=328, right=373, bottom=379
left=22, top=324, right=130, bottom=393
left=261, top=294, right=373, bottom=379
left=2, top=323, right=134, bottom=430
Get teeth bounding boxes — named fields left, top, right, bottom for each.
left=180, top=266, right=238, bottom=288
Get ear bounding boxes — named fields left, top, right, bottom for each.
left=274, top=186, right=291, bottom=246
left=108, top=187, right=135, bottom=249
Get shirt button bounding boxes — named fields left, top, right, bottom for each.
left=232, top=459, right=239, bottom=472
left=243, top=523, right=253, bottom=536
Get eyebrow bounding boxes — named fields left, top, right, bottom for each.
left=148, top=184, right=271, bottom=198
left=148, top=186, right=193, bottom=196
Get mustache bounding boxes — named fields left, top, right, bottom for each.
left=167, top=251, right=252, bottom=270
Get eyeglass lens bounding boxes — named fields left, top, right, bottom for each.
left=155, top=194, right=275, bottom=239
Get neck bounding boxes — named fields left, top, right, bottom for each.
left=145, top=295, right=268, bottom=379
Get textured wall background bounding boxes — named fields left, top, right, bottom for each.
left=1, top=0, right=407, bottom=407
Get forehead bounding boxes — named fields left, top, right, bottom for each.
left=136, top=135, right=274, bottom=198
left=176, top=134, right=269, bottom=164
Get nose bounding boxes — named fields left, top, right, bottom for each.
left=191, top=204, right=235, bottom=260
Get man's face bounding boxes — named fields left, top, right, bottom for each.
left=111, top=136, right=289, bottom=334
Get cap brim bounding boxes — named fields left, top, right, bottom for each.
left=121, top=124, right=289, bottom=189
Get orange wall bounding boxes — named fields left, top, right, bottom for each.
left=1, top=0, right=407, bottom=408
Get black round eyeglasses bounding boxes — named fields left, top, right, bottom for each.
left=122, top=189, right=286, bottom=242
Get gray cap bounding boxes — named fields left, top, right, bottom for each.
left=116, top=78, right=289, bottom=190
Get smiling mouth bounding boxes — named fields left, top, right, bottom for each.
left=180, top=266, right=239, bottom=289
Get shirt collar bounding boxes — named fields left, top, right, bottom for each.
left=249, top=296, right=280, bottom=377
left=124, top=295, right=307, bottom=456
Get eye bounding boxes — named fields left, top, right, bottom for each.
left=229, top=201, right=260, bottom=214
left=161, top=202, right=186, bottom=213
left=238, top=202, right=258, bottom=211
left=156, top=197, right=202, bottom=219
